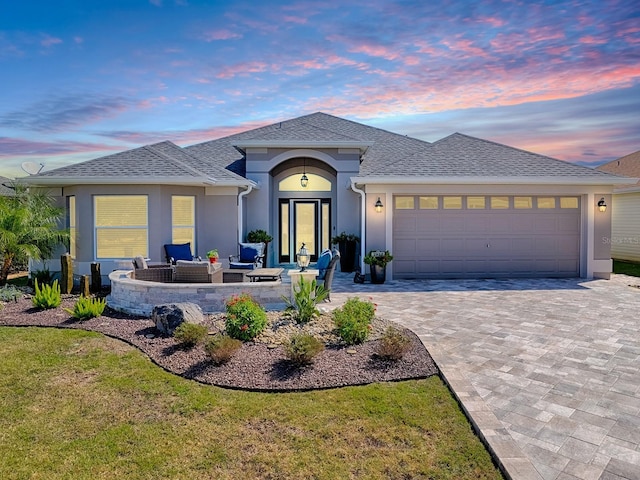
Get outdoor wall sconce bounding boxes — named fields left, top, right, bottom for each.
left=297, top=243, right=310, bottom=271
left=597, top=197, right=607, bottom=212
left=375, top=197, right=384, bottom=213
left=300, top=158, right=309, bottom=188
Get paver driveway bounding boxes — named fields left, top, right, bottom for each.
left=329, top=274, right=640, bottom=480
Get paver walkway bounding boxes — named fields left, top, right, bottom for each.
left=327, top=273, right=640, bottom=480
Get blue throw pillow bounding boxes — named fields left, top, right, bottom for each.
left=316, top=249, right=332, bottom=280
left=164, top=243, right=192, bottom=263
left=240, top=245, right=258, bottom=263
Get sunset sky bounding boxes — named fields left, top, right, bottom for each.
left=1, top=0, right=639, bottom=178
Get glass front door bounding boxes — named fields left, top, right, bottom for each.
left=279, top=199, right=331, bottom=264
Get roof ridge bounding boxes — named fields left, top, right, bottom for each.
left=144, top=143, right=210, bottom=179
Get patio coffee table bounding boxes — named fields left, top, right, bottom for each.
left=246, top=268, right=284, bottom=282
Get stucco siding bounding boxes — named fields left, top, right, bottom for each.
left=611, top=192, right=640, bottom=262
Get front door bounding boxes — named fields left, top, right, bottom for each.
left=279, top=199, right=331, bottom=264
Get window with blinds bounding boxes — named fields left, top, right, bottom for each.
left=68, top=196, right=76, bottom=259
left=94, top=195, right=148, bottom=259
left=172, top=196, right=195, bottom=252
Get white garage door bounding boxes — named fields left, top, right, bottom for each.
left=393, top=195, right=581, bottom=278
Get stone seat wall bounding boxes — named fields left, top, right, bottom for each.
left=107, top=270, right=289, bottom=317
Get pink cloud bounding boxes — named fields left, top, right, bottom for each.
left=0, top=137, right=123, bottom=158
left=348, top=42, right=399, bottom=61
left=202, top=29, right=242, bottom=41
left=283, top=15, right=307, bottom=25
left=215, top=61, right=269, bottom=79
left=579, top=35, right=607, bottom=45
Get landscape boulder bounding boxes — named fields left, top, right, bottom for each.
left=152, top=302, right=205, bottom=336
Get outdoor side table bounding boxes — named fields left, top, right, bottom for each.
left=246, top=268, right=284, bottom=282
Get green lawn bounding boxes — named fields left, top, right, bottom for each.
left=613, top=260, right=640, bottom=277
left=0, top=327, right=503, bottom=479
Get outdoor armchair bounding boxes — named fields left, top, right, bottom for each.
left=229, top=242, right=265, bottom=270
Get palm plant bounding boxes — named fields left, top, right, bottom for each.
left=0, top=183, right=69, bottom=285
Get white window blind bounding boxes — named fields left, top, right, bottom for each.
left=172, top=196, right=195, bottom=251
left=95, top=195, right=148, bottom=259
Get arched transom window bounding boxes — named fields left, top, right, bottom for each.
left=278, top=173, right=331, bottom=192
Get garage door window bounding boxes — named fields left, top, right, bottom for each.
left=537, top=197, right=556, bottom=209
left=491, top=196, right=509, bottom=209
left=443, top=196, right=462, bottom=209
left=419, top=196, right=438, bottom=209
left=514, top=197, right=533, bottom=209
left=561, top=197, right=579, bottom=208
left=467, top=196, right=485, bottom=209
left=395, top=197, right=415, bottom=209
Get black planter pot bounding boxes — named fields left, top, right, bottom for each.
left=369, top=264, right=386, bottom=284
left=338, top=240, right=357, bottom=273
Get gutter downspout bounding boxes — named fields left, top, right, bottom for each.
left=237, top=185, right=253, bottom=244
left=350, top=180, right=366, bottom=274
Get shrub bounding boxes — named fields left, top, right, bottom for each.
left=64, top=295, right=106, bottom=320
left=285, top=333, right=325, bottom=365
left=225, top=293, right=268, bottom=341
left=282, top=277, right=329, bottom=323
left=333, top=297, right=375, bottom=345
left=30, top=268, right=53, bottom=286
left=0, top=285, right=22, bottom=302
left=204, top=334, right=242, bottom=365
left=173, top=322, right=208, bottom=348
left=32, top=279, right=61, bottom=309
left=375, top=326, right=411, bottom=361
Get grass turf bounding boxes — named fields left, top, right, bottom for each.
left=0, top=327, right=502, bottom=479
left=613, top=260, right=640, bottom=277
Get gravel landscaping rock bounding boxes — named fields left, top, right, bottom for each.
left=0, top=293, right=438, bottom=392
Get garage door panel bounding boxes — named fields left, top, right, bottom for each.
left=489, top=216, right=511, bottom=233
left=465, top=260, right=487, bottom=273
left=534, top=216, right=558, bottom=232
left=394, top=260, right=417, bottom=275
left=393, top=195, right=580, bottom=278
left=510, top=216, right=536, bottom=233
left=465, top=217, right=490, bottom=233
left=440, top=238, right=464, bottom=256
left=395, top=216, right=417, bottom=233
left=441, top=216, right=466, bottom=232
left=512, top=238, right=534, bottom=255
left=441, top=260, right=464, bottom=274
left=558, top=215, right=580, bottom=232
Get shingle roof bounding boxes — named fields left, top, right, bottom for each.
left=360, top=132, right=618, bottom=179
left=27, top=112, right=628, bottom=186
left=0, top=176, right=15, bottom=196
left=185, top=112, right=431, bottom=176
left=596, top=150, right=640, bottom=185
left=30, top=140, right=247, bottom=185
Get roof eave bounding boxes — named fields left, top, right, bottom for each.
left=18, top=176, right=255, bottom=188
left=351, top=176, right=639, bottom=186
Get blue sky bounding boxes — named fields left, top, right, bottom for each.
left=1, top=0, right=639, bottom=177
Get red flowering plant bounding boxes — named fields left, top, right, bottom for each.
left=224, top=293, right=268, bottom=341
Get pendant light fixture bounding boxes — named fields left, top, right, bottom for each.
left=300, top=158, right=309, bottom=188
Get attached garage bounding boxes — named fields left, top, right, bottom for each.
left=393, top=195, right=581, bottom=278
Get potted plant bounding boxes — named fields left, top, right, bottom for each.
left=363, top=250, right=393, bottom=284
left=247, top=229, right=273, bottom=267
left=206, top=249, right=219, bottom=264
left=331, top=232, right=360, bottom=273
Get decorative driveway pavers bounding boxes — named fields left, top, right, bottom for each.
left=328, top=273, right=640, bottom=480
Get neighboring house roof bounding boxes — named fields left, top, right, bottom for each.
left=0, top=176, right=15, bottom=196
left=27, top=141, right=250, bottom=187
left=596, top=150, right=640, bottom=191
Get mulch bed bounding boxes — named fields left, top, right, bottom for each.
left=0, top=295, right=438, bottom=392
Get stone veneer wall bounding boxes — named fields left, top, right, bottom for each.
left=107, top=270, right=290, bottom=317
